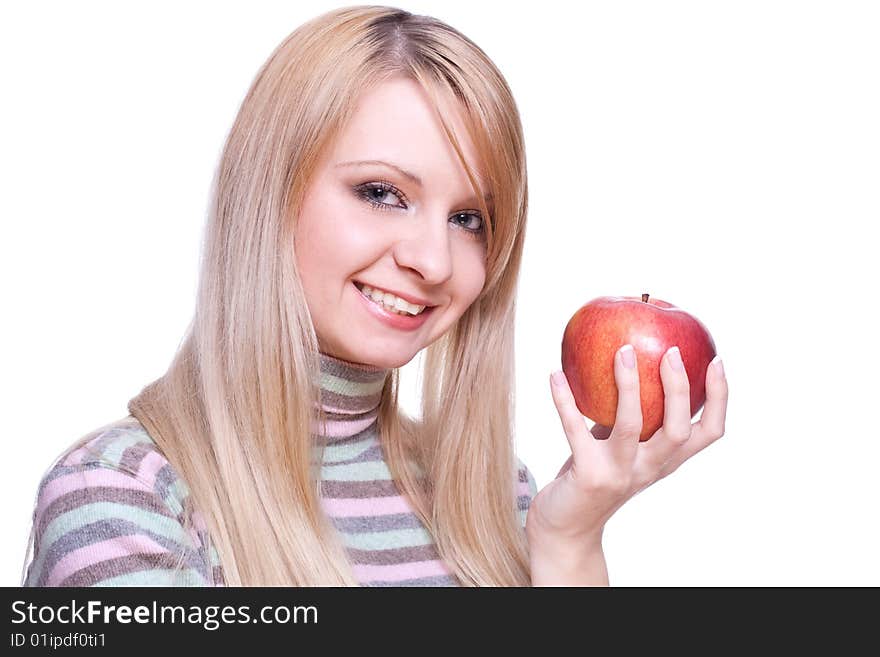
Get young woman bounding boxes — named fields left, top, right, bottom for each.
left=21, top=5, right=728, bottom=587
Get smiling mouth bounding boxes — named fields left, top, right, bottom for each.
left=353, top=281, right=434, bottom=317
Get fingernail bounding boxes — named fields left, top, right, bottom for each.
left=551, top=370, right=566, bottom=386
left=620, top=344, right=635, bottom=369
left=711, top=355, right=724, bottom=377
left=667, top=346, right=684, bottom=371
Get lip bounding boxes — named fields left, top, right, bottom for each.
left=353, top=282, right=435, bottom=331
left=353, top=281, right=436, bottom=308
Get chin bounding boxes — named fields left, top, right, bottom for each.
left=354, top=349, right=416, bottom=370
left=321, top=341, right=415, bottom=370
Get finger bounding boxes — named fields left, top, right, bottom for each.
left=636, top=346, right=693, bottom=472
left=605, top=344, right=642, bottom=468
left=549, top=370, right=599, bottom=468
left=686, top=356, right=728, bottom=454
left=655, top=356, right=728, bottom=479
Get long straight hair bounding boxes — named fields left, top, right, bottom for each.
left=52, top=5, right=531, bottom=586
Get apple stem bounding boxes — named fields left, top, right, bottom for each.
left=642, top=293, right=649, bottom=303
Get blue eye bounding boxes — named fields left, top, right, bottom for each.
left=354, top=181, right=486, bottom=237
left=355, top=181, right=405, bottom=209
left=451, top=212, right=485, bottom=234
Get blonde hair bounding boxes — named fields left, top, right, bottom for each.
left=50, top=5, right=531, bottom=586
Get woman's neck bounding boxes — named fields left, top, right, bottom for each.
left=313, top=351, right=390, bottom=442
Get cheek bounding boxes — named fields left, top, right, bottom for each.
left=297, top=195, right=361, bottom=272
left=295, top=194, right=392, bottom=310
left=295, top=197, right=346, bottom=310
left=453, top=250, right=488, bottom=309
left=297, top=196, right=345, bottom=259
left=428, top=253, right=486, bottom=342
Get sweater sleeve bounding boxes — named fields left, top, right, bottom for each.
left=516, top=458, right=539, bottom=529
left=23, top=458, right=212, bottom=587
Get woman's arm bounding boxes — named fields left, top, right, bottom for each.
left=24, top=457, right=211, bottom=587
left=527, top=528, right=609, bottom=586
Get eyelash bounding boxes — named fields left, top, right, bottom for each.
left=354, top=180, right=486, bottom=237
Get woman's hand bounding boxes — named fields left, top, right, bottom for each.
left=525, top=344, right=728, bottom=583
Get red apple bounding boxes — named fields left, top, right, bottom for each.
left=561, top=293, right=716, bottom=441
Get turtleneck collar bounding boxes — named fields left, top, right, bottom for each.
left=313, top=352, right=390, bottom=443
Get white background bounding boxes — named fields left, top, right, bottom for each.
left=2, top=1, right=878, bottom=586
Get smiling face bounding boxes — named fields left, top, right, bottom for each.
left=294, top=76, right=491, bottom=369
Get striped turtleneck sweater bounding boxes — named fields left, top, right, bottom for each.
left=23, top=352, right=538, bottom=587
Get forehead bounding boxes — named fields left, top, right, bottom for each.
left=327, top=76, right=487, bottom=194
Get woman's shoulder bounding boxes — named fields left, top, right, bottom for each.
left=23, top=416, right=213, bottom=586
left=47, top=416, right=192, bottom=512
left=62, top=415, right=161, bottom=469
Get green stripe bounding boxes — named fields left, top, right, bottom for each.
left=31, top=503, right=195, bottom=578
left=95, top=568, right=208, bottom=586
left=341, top=527, right=434, bottom=551
left=320, top=373, right=385, bottom=398
left=317, top=437, right=426, bottom=476
left=162, top=478, right=192, bottom=516
left=320, top=461, right=392, bottom=481
left=318, top=435, right=379, bottom=462
left=88, top=432, right=154, bottom=468
left=61, top=503, right=190, bottom=544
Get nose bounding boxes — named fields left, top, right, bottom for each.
left=391, top=212, right=454, bottom=286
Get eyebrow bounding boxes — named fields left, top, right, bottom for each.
left=335, top=159, right=493, bottom=204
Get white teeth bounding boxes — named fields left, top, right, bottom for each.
left=359, top=284, right=426, bottom=316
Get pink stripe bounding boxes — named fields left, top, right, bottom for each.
left=353, top=559, right=452, bottom=583
left=190, top=509, right=209, bottom=534
left=46, top=534, right=169, bottom=586
left=312, top=415, right=376, bottom=438
left=38, top=468, right=150, bottom=514
left=320, top=495, right=412, bottom=518
left=517, top=480, right=531, bottom=496
left=135, top=450, right=168, bottom=490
